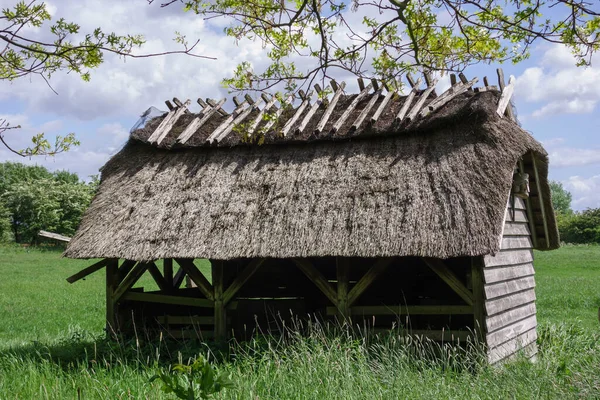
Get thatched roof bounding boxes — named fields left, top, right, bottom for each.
left=65, top=84, right=559, bottom=261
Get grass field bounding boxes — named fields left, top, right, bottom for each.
left=0, top=244, right=599, bottom=399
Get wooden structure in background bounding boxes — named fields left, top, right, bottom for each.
left=65, top=69, right=558, bottom=363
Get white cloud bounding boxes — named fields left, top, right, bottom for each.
left=541, top=137, right=565, bottom=147
left=515, top=45, right=600, bottom=118
left=564, top=175, right=600, bottom=209
left=548, top=148, right=600, bottom=167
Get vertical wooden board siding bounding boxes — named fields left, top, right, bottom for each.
left=486, top=314, right=537, bottom=348
left=484, top=276, right=536, bottom=300
left=486, top=302, right=536, bottom=333
left=508, top=196, right=527, bottom=210
left=485, top=288, right=536, bottom=316
left=488, top=328, right=538, bottom=364
left=503, top=209, right=528, bottom=223
left=502, top=222, right=531, bottom=236
left=483, top=263, right=535, bottom=284
left=484, top=249, right=533, bottom=267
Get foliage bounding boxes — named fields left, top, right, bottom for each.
left=558, top=208, right=600, bottom=244
left=0, top=1, right=209, bottom=157
left=549, top=180, right=573, bottom=216
left=170, top=0, right=600, bottom=93
left=150, top=355, right=235, bottom=399
left=0, top=162, right=95, bottom=243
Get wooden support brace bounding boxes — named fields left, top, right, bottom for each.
left=421, top=77, right=478, bottom=118
left=395, top=77, right=422, bottom=122
left=165, top=100, right=175, bottom=111
left=173, top=266, right=186, bottom=289
left=497, top=75, right=516, bottom=118
left=422, top=258, right=474, bottom=305
left=117, top=260, right=137, bottom=284
left=105, top=259, right=118, bottom=337
left=406, top=73, right=417, bottom=88
left=222, top=259, right=265, bottom=305
left=66, top=258, right=112, bottom=283
left=357, top=77, right=365, bottom=91
left=147, top=262, right=169, bottom=291
left=531, top=155, right=550, bottom=248
left=496, top=69, right=516, bottom=120
left=405, top=79, right=438, bottom=122
left=175, top=258, right=214, bottom=301
left=368, top=89, right=393, bottom=124
left=113, top=262, right=149, bottom=302
left=293, top=259, right=338, bottom=305
left=122, top=292, right=214, bottom=308
left=471, top=257, right=486, bottom=339
left=177, top=98, right=227, bottom=144
left=248, top=94, right=279, bottom=135
left=282, top=92, right=312, bottom=136
left=352, top=89, right=382, bottom=129
left=315, top=81, right=346, bottom=134
left=332, top=82, right=372, bottom=132
left=336, top=258, right=350, bottom=319
left=207, top=98, right=229, bottom=116
left=347, top=258, right=393, bottom=305
left=371, top=78, right=379, bottom=92
left=215, top=98, right=264, bottom=143
left=263, top=95, right=293, bottom=132
left=163, top=259, right=174, bottom=288
left=450, top=74, right=457, bottom=85
left=212, top=260, right=226, bottom=340
left=519, top=158, right=538, bottom=248
left=149, top=99, right=191, bottom=144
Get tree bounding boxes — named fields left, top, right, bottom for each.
left=559, top=208, right=600, bottom=244
left=169, top=0, right=600, bottom=93
left=1, top=0, right=213, bottom=156
left=0, top=162, right=95, bottom=243
left=549, top=180, right=573, bottom=215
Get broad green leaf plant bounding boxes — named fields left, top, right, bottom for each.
left=169, top=0, right=600, bottom=93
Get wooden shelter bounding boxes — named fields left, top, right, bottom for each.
left=65, top=71, right=558, bottom=364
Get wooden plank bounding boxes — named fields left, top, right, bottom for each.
left=248, top=94, right=279, bottom=135
left=502, top=222, right=530, bottom=236
left=105, top=259, right=118, bottom=336
left=215, top=97, right=264, bottom=143
left=496, top=68, right=516, bottom=120
left=38, top=230, right=71, bottom=242
left=422, top=258, right=474, bottom=306
left=176, top=98, right=227, bottom=144
left=485, top=288, right=536, bottom=316
left=496, top=75, right=515, bottom=118
left=222, top=259, right=265, bottom=305
left=471, top=257, right=486, bottom=338
left=509, top=196, right=527, bottom=210
left=486, top=314, right=537, bottom=348
left=336, top=258, right=350, bottom=318
left=484, top=276, right=536, bottom=300
left=483, top=263, right=535, bottom=284
left=212, top=260, right=226, bottom=340
left=66, top=258, right=111, bottom=284
left=122, top=291, right=214, bottom=308
left=117, top=260, right=137, bottom=284
left=332, top=83, right=372, bottom=132
left=293, top=259, right=337, bottom=305
left=505, top=209, right=528, bottom=223
left=315, top=81, right=346, bottom=134
left=405, top=79, right=438, bottom=122
left=486, top=302, right=536, bottom=333
left=297, top=99, right=322, bottom=133
left=157, top=316, right=215, bottom=325
left=173, top=267, right=186, bottom=289
left=396, top=78, right=422, bottom=122
left=175, top=258, right=214, bottom=301
left=347, top=258, right=393, bottom=306
left=488, top=328, right=537, bottom=364
left=113, top=262, right=149, bottom=302
left=532, top=156, right=550, bottom=249
left=325, top=305, right=473, bottom=316
left=148, top=109, right=177, bottom=142
left=352, top=89, right=382, bottom=129
left=501, top=236, right=533, bottom=250
left=407, top=330, right=472, bottom=342
left=147, top=262, right=169, bottom=292
left=421, top=77, right=478, bottom=117
left=367, top=89, right=391, bottom=124
left=263, top=95, right=293, bottom=132
left=282, top=94, right=311, bottom=136
left=167, top=329, right=214, bottom=340
left=484, top=249, right=533, bottom=267
left=207, top=98, right=228, bottom=116
left=152, top=99, right=191, bottom=144
left=206, top=102, right=248, bottom=143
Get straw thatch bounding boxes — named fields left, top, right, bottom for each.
left=65, top=90, right=559, bottom=261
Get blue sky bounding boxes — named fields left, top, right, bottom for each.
left=1, top=0, right=599, bottom=210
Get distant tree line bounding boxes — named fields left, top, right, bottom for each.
left=0, top=162, right=97, bottom=243
left=550, top=181, right=600, bottom=245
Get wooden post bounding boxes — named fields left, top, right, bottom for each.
left=471, top=257, right=486, bottom=341
left=163, top=258, right=173, bottom=289
left=105, top=259, right=118, bottom=338
left=336, top=258, right=350, bottom=320
left=212, top=260, right=226, bottom=340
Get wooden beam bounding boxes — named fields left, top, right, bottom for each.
left=117, top=260, right=137, bottom=284
left=471, top=257, right=486, bottom=339
left=347, top=258, right=392, bottom=306
left=368, top=89, right=393, bottom=124
left=332, top=83, right=372, bottom=132
left=282, top=93, right=312, bottom=136
left=175, top=258, right=214, bottom=301
left=531, top=155, right=550, bottom=248
left=421, top=77, right=478, bottom=118
left=336, top=258, right=350, bottom=319
left=422, top=258, right=474, bottom=306
left=352, top=89, right=382, bottom=129
left=113, top=262, right=149, bottom=302
left=405, top=79, right=438, bottom=122
left=315, top=81, right=346, bottom=134
left=163, top=258, right=174, bottom=288
left=122, top=292, right=214, bottom=308
left=248, top=94, right=279, bottom=135
left=149, top=99, right=191, bottom=144
left=326, top=305, right=473, bottom=316
left=395, top=77, right=422, bottom=122
left=293, top=259, right=337, bottom=305
left=173, top=266, right=186, bottom=289
left=496, top=68, right=516, bottom=120
left=207, top=98, right=229, bottom=116
left=147, top=262, right=169, bottom=291
left=519, top=159, right=538, bottom=248
left=215, top=98, right=265, bottom=143
left=66, top=258, right=111, bottom=284
left=212, top=260, right=226, bottom=340
left=176, top=98, right=227, bottom=145
left=105, top=259, right=118, bottom=337
left=206, top=102, right=249, bottom=143
left=222, top=259, right=265, bottom=305
left=496, top=75, right=515, bottom=117
left=262, top=95, right=293, bottom=133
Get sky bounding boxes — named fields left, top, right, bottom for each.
left=1, top=0, right=599, bottom=210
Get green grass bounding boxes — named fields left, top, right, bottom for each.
left=0, top=244, right=599, bottom=399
